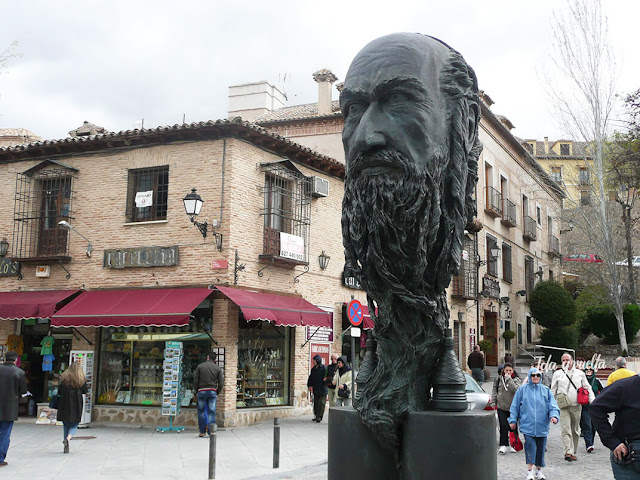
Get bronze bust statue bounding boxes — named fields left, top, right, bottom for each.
left=341, top=32, right=482, bottom=454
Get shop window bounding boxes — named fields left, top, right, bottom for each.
left=97, top=321, right=212, bottom=407
left=126, top=166, right=169, bottom=222
left=237, top=319, right=291, bottom=408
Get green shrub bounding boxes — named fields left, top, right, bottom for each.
left=502, top=330, right=516, bottom=340
left=478, top=339, right=493, bottom=353
left=530, top=281, right=576, bottom=329
left=574, top=285, right=609, bottom=342
left=586, top=303, right=640, bottom=344
left=540, top=326, right=579, bottom=362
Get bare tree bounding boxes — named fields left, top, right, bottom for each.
left=0, top=41, right=21, bottom=73
left=546, top=0, right=629, bottom=352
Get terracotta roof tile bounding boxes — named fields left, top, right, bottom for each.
left=254, top=101, right=342, bottom=123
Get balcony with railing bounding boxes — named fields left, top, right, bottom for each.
left=523, top=215, right=537, bottom=242
left=501, top=198, right=517, bottom=228
left=548, top=234, right=561, bottom=258
left=484, top=186, right=502, bottom=218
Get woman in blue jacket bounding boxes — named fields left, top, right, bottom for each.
left=509, top=367, right=560, bottom=480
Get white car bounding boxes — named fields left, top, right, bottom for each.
left=614, top=256, right=640, bottom=267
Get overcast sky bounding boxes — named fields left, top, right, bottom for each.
left=1, top=0, right=638, bottom=143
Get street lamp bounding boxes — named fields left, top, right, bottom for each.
left=318, top=251, right=330, bottom=270
left=58, top=221, right=93, bottom=257
left=0, top=237, right=8, bottom=257
left=183, top=188, right=222, bottom=251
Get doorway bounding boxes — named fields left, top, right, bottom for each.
left=483, top=311, right=498, bottom=366
left=526, top=316, right=533, bottom=344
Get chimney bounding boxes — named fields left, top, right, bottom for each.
left=544, top=137, right=549, bottom=155
left=227, top=81, right=286, bottom=121
left=313, top=69, right=338, bottom=116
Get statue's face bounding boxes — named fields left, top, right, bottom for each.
left=341, top=35, right=449, bottom=177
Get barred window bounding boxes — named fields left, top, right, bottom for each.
left=502, top=244, right=512, bottom=284
left=126, top=166, right=169, bottom=222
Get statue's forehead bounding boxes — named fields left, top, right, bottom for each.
left=344, top=41, right=443, bottom=91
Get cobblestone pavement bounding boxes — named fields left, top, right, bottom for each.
left=497, top=421, right=614, bottom=480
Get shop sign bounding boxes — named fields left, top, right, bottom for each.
left=211, top=259, right=228, bottom=270
left=307, top=325, right=334, bottom=342
left=482, top=276, right=500, bottom=299
left=470, top=327, right=476, bottom=350
left=342, top=275, right=362, bottom=290
left=279, top=232, right=304, bottom=262
left=309, top=342, right=331, bottom=371
left=103, top=245, right=179, bottom=269
left=0, top=258, right=20, bottom=277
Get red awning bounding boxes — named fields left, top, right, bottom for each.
left=216, top=286, right=332, bottom=328
left=51, top=288, right=213, bottom=327
left=0, top=290, right=81, bottom=320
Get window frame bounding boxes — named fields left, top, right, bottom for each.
left=126, top=166, right=170, bottom=223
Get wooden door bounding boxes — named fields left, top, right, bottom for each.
left=483, top=311, right=498, bottom=366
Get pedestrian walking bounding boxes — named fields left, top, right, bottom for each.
left=324, top=354, right=339, bottom=407
left=509, top=367, right=560, bottom=480
left=504, top=353, right=514, bottom=365
left=193, top=350, right=224, bottom=437
left=467, top=345, right=485, bottom=383
left=581, top=364, right=603, bottom=454
left=492, top=362, right=522, bottom=454
left=0, top=351, right=27, bottom=467
left=333, top=356, right=353, bottom=407
left=307, top=355, right=327, bottom=422
left=607, top=356, right=637, bottom=386
left=57, top=362, right=88, bottom=454
left=590, top=375, right=640, bottom=479
left=551, top=352, right=595, bottom=462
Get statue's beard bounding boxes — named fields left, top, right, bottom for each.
left=343, top=147, right=448, bottom=305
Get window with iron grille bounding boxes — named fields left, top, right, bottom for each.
left=451, top=235, right=478, bottom=299
left=13, top=164, right=76, bottom=260
left=260, top=162, right=311, bottom=264
left=126, top=166, right=169, bottom=222
left=502, top=244, right=512, bottom=283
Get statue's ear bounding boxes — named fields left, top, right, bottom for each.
left=466, top=101, right=480, bottom=151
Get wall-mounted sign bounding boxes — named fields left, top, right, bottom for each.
left=482, top=276, right=500, bottom=299
left=280, top=232, right=304, bottom=262
left=309, top=342, right=331, bottom=372
left=103, top=245, right=179, bottom=269
left=342, top=275, right=363, bottom=290
left=0, top=258, right=21, bottom=277
left=470, top=327, right=477, bottom=350
left=135, top=191, right=153, bottom=208
left=211, top=259, right=228, bottom=270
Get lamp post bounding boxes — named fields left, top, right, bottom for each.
left=58, top=221, right=93, bottom=257
left=183, top=188, right=222, bottom=250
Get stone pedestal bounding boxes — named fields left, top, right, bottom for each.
left=328, top=407, right=497, bottom=480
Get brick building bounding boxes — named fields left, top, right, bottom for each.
left=0, top=119, right=363, bottom=427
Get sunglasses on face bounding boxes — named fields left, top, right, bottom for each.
left=531, top=374, right=541, bottom=378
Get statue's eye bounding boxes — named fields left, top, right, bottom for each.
left=347, top=102, right=366, bottom=117
left=386, top=92, right=409, bottom=104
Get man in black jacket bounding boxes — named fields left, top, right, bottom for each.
left=307, top=355, right=328, bottom=422
left=467, top=345, right=485, bottom=383
left=194, top=351, right=224, bottom=437
left=0, top=351, right=27, bottom=467
left=591, top=375, right=640, bottom=478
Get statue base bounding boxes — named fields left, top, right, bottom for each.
left=328, top=407, right=497, bottom=480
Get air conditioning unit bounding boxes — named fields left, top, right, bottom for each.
left=310, top=176, right=329, bottom=198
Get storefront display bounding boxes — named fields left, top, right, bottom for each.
left=236, top=321, right=291, bottom=408
left=161, top=342, right=183, bottom=417
left=98, top=328, right=210, bottom=407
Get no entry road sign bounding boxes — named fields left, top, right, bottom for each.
left=347, top=299, right=363, bottom=327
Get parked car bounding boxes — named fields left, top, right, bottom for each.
left=464, top=372, right=494, bottom=411
left=563, top=253, right=603, bottom=263
left=614, top=256, right=640, bottom=267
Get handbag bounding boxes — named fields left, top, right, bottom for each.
left=563, top=370, right=589, bottom=406
left=509, top=431, right=524, bottom=452
left=338, top=385, right=350, bottom=399
left=49, top=394, right=60, bottom=409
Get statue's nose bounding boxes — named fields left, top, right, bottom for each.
left=354, top=108, right=386, bottom=152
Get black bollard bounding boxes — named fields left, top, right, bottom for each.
left=208, top=423, right=217, bottom=480
left=273, top=417, right=280, bottom=468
